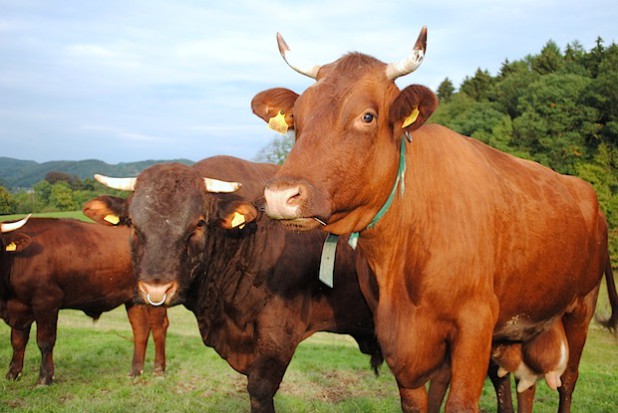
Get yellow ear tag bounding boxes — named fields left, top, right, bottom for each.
left=103, top=214, right=120, bottom=225
left=402, top=107, right=420, bottom=128
left=5, top=242, right=17, bottom=252
left=267, top=111, right=289, bottom=135
left=231, top=212, right=246, bottom=229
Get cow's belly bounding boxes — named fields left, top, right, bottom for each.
left=493, top=313, right=560, bottom=341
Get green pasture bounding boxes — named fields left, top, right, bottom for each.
left=1, top=212, right=617, bottom=412
left=0, top=308, right=616, bottom=412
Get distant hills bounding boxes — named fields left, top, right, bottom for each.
left=0, top=157, right=194, bottom=189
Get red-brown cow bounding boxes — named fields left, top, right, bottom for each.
left=0, top=216, right=168, bottom=385
left=252, top=27, right=618, bottom=412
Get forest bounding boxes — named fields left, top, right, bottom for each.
left=2, top=36, right=618, bottom=254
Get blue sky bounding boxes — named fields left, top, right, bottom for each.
left=1, top=0, right=616, bottom=164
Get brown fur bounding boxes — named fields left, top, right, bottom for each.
left=254, top=48, right=618, bottom=412
left=0, top=218, right=168, bottom=384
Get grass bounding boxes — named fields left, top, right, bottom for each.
left=0, top=306, right=616, bottom=412
left=1, top=211, right=617, bottom=411
left=1, top=211, right=90, bottom=222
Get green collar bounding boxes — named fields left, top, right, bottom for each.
left=319, top=133, right=410, bottom=287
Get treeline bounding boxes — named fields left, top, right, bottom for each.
left=0, top=172, right=126, bottom=215
left=0, top=157, right=193, bottom=188
left=429, top=37, right=618, bottom=255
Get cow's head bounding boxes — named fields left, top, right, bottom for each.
left=1, top=215, right=32, bottom=254
left=252, top=27, right=437, bottom=235
left=83, top=163, right=256, bottom=307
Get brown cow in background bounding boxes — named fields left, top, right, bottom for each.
left=253, top=27, right=618, bottom=412
left=0, top=216, right=168, bottom=385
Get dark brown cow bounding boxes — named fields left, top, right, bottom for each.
left=252, top=27, right=618, bottom=412
left=83, top=156, right=382, bottom=413
left=0, top=216, right=168, bottom=385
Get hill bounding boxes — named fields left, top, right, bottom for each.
left=0, top=157, right=194, bottom=189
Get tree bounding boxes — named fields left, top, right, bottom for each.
left=436, top=78, right=455, bottom=103
left=531, top=40, right=564, bottom=75
left=460, top=68, right=495, bottom=101
left=45, top=171, right=82, bottom=189
left=49, top=181, right=76, bottom=211
left=254, top=133, right=295, bottom=165
left=0, top=186, right=16, bottom=214
left=33, top=180, right=52, bottom=207
left=512, top=73, right=597, bottom=174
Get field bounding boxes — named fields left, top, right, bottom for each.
left=1, top=212, right=618, bottom=412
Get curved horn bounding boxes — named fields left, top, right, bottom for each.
left=94, top=174, right=137, bottom=191
left=276, top=32, right=321, bottom=80
left=203, top=178, right=242, bottom=193
left=385, top=26, right=427, bottom=81
left=1, top=214, right=31, bottom=233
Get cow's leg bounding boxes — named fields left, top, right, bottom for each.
left=33, top=308, right=60, bottom=385
left=5, top=300, right=34, bottom=381
left=7, top=325, right=32, bottom=380
left=557, top=289, right=598, bottom=413
left=445, top=304, right=497, bottom=412
left=515, top=383, right=535, bottom=413
left=427, top=364, right=450, bottom=413
left=487, top=360, right=514, bottom=413
left=148, top=305, right=169, bottom=376
left=399, top=385, right=428, bottom=413
left=247, top=355, right=290, bottom=413
left=126, top=303, right=149, bottom=377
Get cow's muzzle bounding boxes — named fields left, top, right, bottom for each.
left=137, top=280, right=179, bottom=307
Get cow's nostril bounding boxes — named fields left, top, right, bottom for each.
left=137, top=281, right=177, bottom=306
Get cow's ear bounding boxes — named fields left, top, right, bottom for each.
left=389, top=85, right=438, bottom=133
left=251, top=88, right=299, bottom=135
left=3, top=233, right=31, bottom=253
left=83, top=196, right=128, bottom=226
left=217, top=201, right=258, bottom=230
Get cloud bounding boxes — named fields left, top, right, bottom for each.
left=0, top=0, right=617, bottom=163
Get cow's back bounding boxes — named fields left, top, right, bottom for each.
left=7, top=218, right=134, bottom=314
left=192, top=155, right=280, bottom=201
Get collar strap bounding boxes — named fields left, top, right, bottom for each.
left=348, top=134, right=409, bottom=249
left=319, top=134, right=410, bottom=286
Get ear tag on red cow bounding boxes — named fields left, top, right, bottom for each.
left=231, top=212, right=246, bottom=229
left=5, top=242, right=16, bottom=252
left=402, top=107, right=420, bottom=128
left=104, top=214, right=120, bottom=225
left=268, top=111, right=288, bottom=135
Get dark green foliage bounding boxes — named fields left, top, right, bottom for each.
left=0, top=158, right=195, bottom=215
left=0, top=157, right=194, bottom=189
left=0, top=186, right=16, bottom=214
left=430, top=36, right=618, bottom=258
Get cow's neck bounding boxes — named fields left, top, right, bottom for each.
left=348, top=133, right=410, bottom=249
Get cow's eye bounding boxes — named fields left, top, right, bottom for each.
left=362, top=112, right=375, bottom=123
left=196, top=219, right=206, bottom=228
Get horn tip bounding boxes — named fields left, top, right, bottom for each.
left=416, top=26, right=428, bottom=53
left=276, top=32, right=289, bottom=56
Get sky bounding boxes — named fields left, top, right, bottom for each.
left=1, top=0, right=616, bottom=164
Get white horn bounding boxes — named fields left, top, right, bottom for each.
left=203, top=178, right=242, bottom=193
left=1, top=214, right=31, bottom=233
left=385, top=26, right=427, bottom=80
left=94, top=174, right=137, bottom=191
left=276, top=32, right=321, bottom=80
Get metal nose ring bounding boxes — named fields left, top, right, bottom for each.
left=146, top=293, right=167, bottom=306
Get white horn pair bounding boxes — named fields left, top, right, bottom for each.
left=276, top=26, right=427, bottom=81
left=94, top=174, right=241, bottom=193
